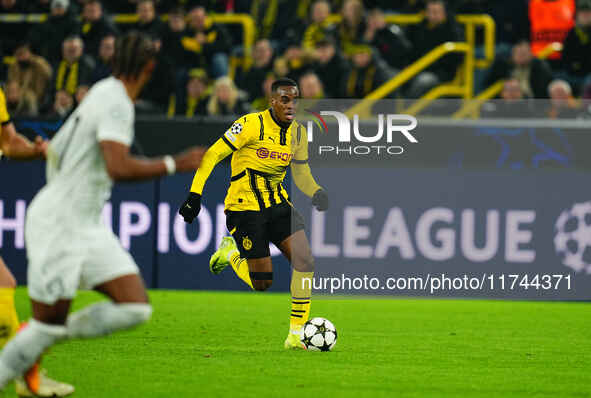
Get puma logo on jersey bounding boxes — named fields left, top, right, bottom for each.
left=268, top=137, right=275, bottom=143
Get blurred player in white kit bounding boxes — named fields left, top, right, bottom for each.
left=0, top=32, right=204, bottom=394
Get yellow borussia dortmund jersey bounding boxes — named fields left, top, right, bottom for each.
left=221, top=109, right=309, bottom=211
left=0, top=87, right=11, bottom=140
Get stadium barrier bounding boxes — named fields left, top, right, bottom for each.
left=2, top=115, right=591, bottom=299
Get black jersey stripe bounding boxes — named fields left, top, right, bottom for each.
left=247, top=169, right=266, bottom=211
left=292, top=158, right=308, bottom=164
left=1, top=118, right=11, bottom=126
left=230, top=170, right=246, bottom=181
left=258, top=114, right=264, bottom=140
left=280, top=127, right=287, bottom=146
left=263, top=176, right=276, bottom=206
left=221, top=135, right=237, bottom=151
left=297, top=125, right=302, bottom=144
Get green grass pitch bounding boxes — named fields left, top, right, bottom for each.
left=5, top=288, right=591, bottom=397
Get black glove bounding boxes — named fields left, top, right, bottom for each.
left=179, top=192, right=202, bottom=223
left=312, top=189, right=329, bottom=211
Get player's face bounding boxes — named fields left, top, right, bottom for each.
left=271, top=86, right=299, bottom=123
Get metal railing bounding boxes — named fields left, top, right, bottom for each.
left=341, top=14, right=495, bottom=117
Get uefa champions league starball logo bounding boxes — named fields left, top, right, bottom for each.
left=554, top=201, right=591, bottom=273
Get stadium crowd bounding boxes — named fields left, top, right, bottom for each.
left=1, top=0, right=591, bottom=118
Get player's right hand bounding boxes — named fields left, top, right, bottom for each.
left=179, top=192, right=202, bottom=223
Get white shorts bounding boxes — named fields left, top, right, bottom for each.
left=26, top=214, right=139, bottom=305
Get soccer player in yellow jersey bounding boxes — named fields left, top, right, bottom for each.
left=0, top=86, right=74, bottom=396
left=179, top=78, right=329, bottom=349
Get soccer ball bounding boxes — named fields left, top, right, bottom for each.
left=301, top=317, right=337, bottom=351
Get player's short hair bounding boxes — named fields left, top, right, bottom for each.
left=111, top=31, right=156, bottom=79
left=271, top=78, right=298, bottom=93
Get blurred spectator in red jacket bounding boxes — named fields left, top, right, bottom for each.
left=529, top=0, right=575, bottom=62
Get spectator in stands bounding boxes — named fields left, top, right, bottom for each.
left=312, top=37, right=349, bottom=98
left=238, top=39, right=274, bottom=101
left=161, top=6, right=186, bottom=65
left=136, top=35, right=174, bottom=114
left=133, top=0, right=165, bottom=39
left=405, top=0, right=462, bottom=98
left=52, top=35, right=95, bottom=98
left=251, top=73, right=275, bottom=111
left=486, top=40, right=554, bottom=98
left=91, top=34, right=115, bottom=83
left=273, top=46, right=310, bottom=84
left=7, top=42, right=52, bottom=110
left=175, top=68, right=210, bottom=117
left=0, top=0, right=27, bottom=13
left=4, top=80, right=38, bottom=117
left=29, top=0, right=81, bottom=64
left=364, top=8, right=411, bottom=70
left=547, top=79, right=581, bottom=118
left=49, top=89, right=74, bottom=118
left=299, top=72, right=325, bottom=99
left=481, top=78, right=534, bottom=118
left=101, top=0, right=137, bottom=13
left=301, top=0, right=336, bottom=53
left=250, top=0, right=300, bottom=46
left=337, top=0, right=366, bottom=56
left=182, top=5, right=231, bottom=78
left=455, top=0, right=529, bottom=52
left=560, top=0, right=591, bottom=95
left=81, top=0, right=119, bottom=57
left=27, top=0, right=51, bottom=13
left=0, top=0, right=29, bottom=55
left=206, top=76, right=249, bottom=116
left=342, top=45, right=393, bottom=98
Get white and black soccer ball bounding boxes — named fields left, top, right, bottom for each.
left=554, top=201, right=591, bottom=273
left=301, top=317, right=337, bottom=352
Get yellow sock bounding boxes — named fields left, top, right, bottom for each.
left=229, top=251, right=253, bottom=289
left=290, top=270, right=314, bottom=331
left=0, top=288, right=20, bottom=348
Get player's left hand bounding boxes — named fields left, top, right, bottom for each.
left=312, top=189, right=329, bottom=211
left=179, top=192, right=202, bottom=223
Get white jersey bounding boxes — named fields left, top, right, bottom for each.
left=25, top=77, right=140, bottom=304
left=31, top=77, right=134, bottom=225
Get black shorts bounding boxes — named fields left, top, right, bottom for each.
left=225, top=202, right=306, bottom=259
